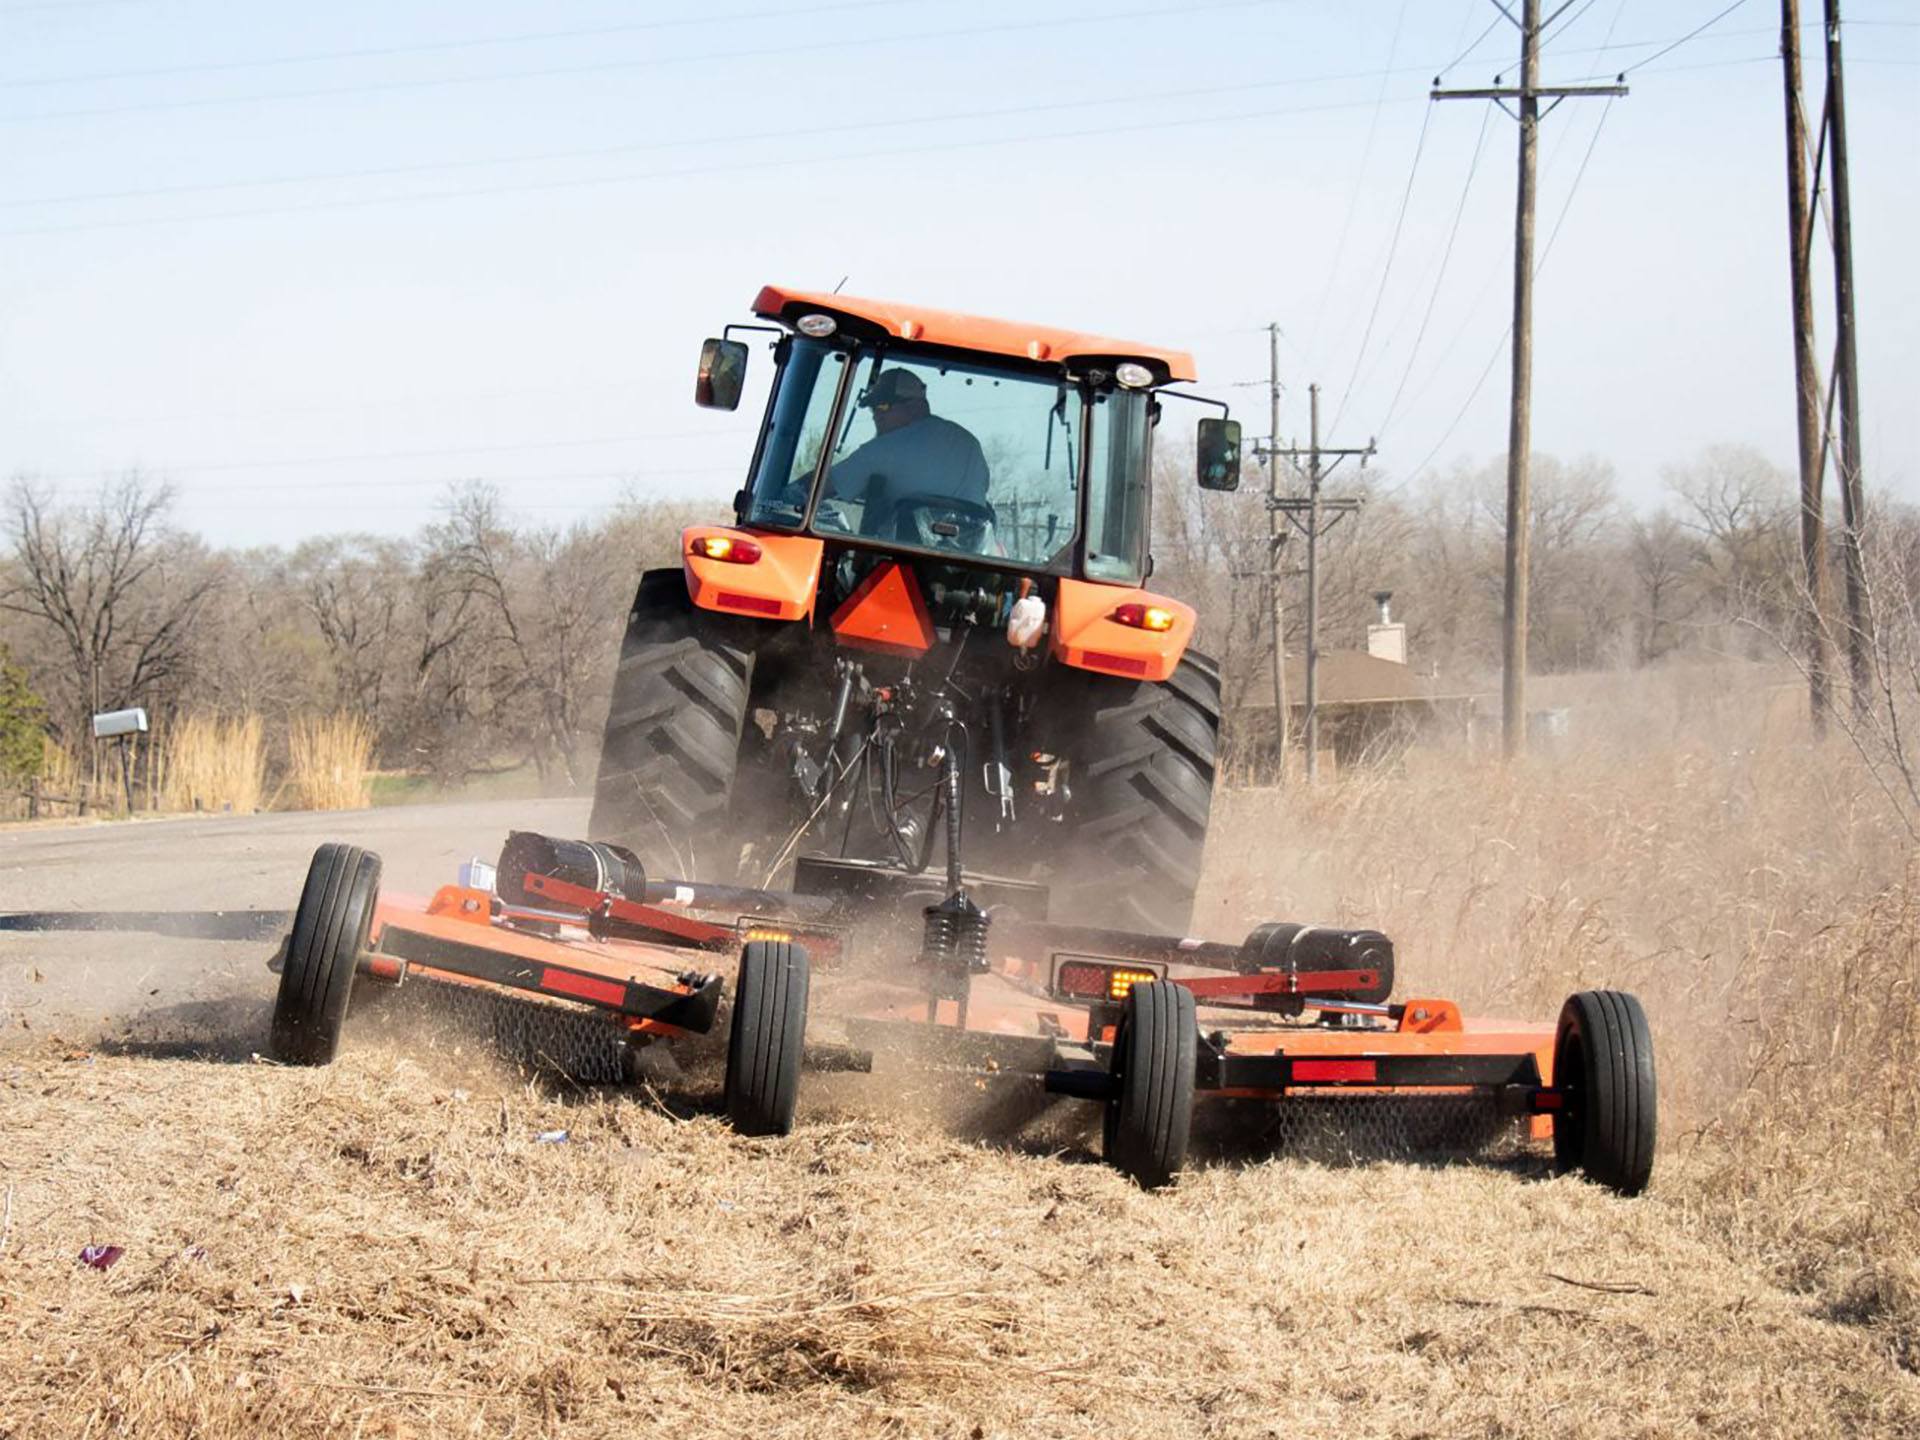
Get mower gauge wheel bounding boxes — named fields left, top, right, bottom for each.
left=1551, top=989, right=1657, bottom=1196
left=1103, top=980, right=1198, bottom=1190
left=725, top=940, right=812, bottom=1137
left=270, top=842, right=382, bottom=1067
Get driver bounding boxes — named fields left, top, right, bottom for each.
left=824, top=368, right=991, bottom=531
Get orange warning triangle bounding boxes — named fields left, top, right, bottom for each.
left=829, top=560, right=935, bottom=657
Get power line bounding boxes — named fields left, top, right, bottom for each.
left=1541, top=0, right=1606, bottom=44
left=0, top=0, right=1283, bottom=126
left=1329, top=99, right=1434, bottom=432
left=1382, top=0, right=1629, bottom=476
left=0, top=92, right=1426, bottom=238
left=1618, top=0, right=1753, bottom=76
left=27, top=429, right=756, bottom=483
left=0, top=0, right=148, bottom=12
left=1392, top=92, right=1619, bottom=496
left=1300, top=0, right=1413, bottom=368
left=5, top=0, right=927, bottom=86
left=1352, top=0, right=1603, bottom=432
left=0, top=66, right=1439, bottom=213
left=171, top=467, right=734, bottom=498
left=1373, top=95, right=1588, bottom=446
left=1376, top=99, right=1496, bottom=437
left=1435, top=8, right=1507, bottom=81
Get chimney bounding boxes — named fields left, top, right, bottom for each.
left=1367, top=589, right=1407, bottom=665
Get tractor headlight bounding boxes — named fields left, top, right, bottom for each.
left=1114, top=362, right=1155, bottom=389
left=796, top=313, right=838, bottom=338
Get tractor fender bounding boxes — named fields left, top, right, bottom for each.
left=681, top=526, right=822, bottom=623
left=1050, top=578, right=1195, bottom=682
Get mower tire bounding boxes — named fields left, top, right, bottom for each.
left=1053, top=651, right=1222, bottom=936
left=1552, top=989, right=1657, bottom=1195
left=1104, top=980, right=1198, bottom=1189
left=271, top=842, right=381, bottom=1066
left=590, top=568, right=757, bottom=881
left=725, top=939, right=811, bottom=1137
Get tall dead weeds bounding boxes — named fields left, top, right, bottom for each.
left=1196, top=668, right=1918, bottom=1363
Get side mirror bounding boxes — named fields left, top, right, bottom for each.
left=1197, top=417, right=1242, bottom=491
left=695, top=337, right=749, bottom=411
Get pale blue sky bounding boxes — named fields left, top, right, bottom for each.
left=2, top=0, right=1914, bottom=545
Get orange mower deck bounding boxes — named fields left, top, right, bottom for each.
left=256, top=838, right=1654, bottom=1195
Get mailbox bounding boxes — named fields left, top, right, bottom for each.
left=91, top=707, right=149, bottom=740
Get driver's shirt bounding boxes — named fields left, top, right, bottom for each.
left=825, top=414, right=991, bottom=515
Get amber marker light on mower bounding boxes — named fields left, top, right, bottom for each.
left=690, top=535, right=763, bottom=563
left=1109, top=602, right=1177, bottom=632
left=1054, top=959, right=1165, bottom=1002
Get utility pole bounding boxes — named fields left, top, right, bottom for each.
left=1435, top=0, right=1626, bottom=757
left=1271, top=383, right=1374, bottom=781
left=1265, top=324, right=1290, bottom=773
left=1780, top=0, right=1831, bottom=735
left=1823, top=0, right=1872, bottom=715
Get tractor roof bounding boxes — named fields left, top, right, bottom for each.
left=752, top=285, right=1197, bottom=384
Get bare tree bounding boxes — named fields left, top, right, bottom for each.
left=290, top=535, right=406, bottom=723
left=1665, top=445, right=1799, bottom=639
left=1625, top=510, right=1698, bottom=665
left=0, top=477, right=219, bottom=747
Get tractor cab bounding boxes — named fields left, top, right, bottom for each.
left=699, top=286, right=1242, bottom=592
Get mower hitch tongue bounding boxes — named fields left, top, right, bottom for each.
left=266, top=825, right=1657, bottom=1195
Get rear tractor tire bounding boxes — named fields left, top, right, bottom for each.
left=1052, top=651, right=1223, bottom=936
left=724, top=940, right=811, bottom=1137
left=270, top=842, right=381, bottom=1066
left=1552, top=989, right=1657, bottom=1196
left=1103, top=980, right=1198, bottom=1189
left=589, top=569, right=757, bottom=883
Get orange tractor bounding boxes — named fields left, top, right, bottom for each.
left=587, top=285, right=1244, bottom=937
left=2, top=288, right=1658, bottom=1198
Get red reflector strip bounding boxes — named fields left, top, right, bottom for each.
left=1055, top=961, right=1109, bottom=998
left=540, top=967, right=627, bottom=1007
left=1080, top=651, right=1152, bottom=677
left=1532, top=1090, right=1565, bottom=1111
left=716, top=591, right=783, bottom=616
left=1291, top=1058, right=1378, bottom=1083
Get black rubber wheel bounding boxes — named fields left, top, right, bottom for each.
left=1552, top=989, right=1657, bottom=1195
left=270, top=842, right=381, bottom=1066
left=1104, top=980, right=1198, bottom=1189
left=724, top=940, right=811, bottom=1137
left=589, top=569, right=758, bottom=882
left=1052, top=651, right=1222, bottom=935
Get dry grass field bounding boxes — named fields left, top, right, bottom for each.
left=2, top=672, right=1916, bottom=1437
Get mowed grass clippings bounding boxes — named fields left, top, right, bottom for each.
left=4, top=688, right=1919, bottom=1437
left=0, top=1043, right=1915, bottom=1440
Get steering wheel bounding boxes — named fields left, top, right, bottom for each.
left=871, top=494, right=999, bottom=550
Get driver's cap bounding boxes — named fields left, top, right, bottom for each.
left=860, top=368, right=926, bottom=407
